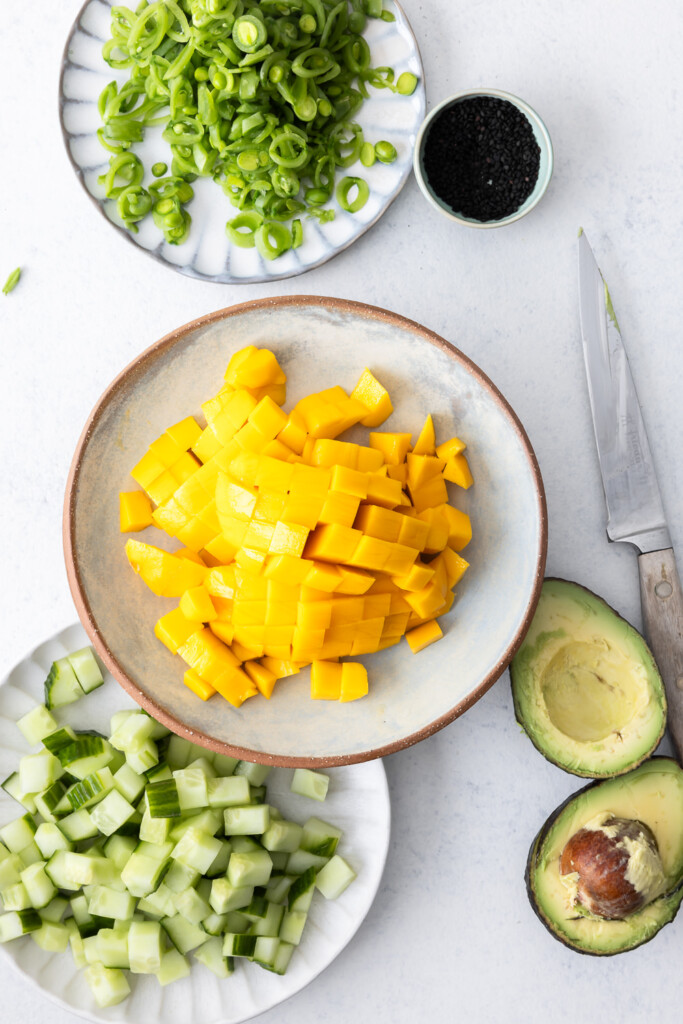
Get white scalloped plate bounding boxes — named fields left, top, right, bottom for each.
left=59, top=0, right=425, bottom=284
left=0, top=623, right=391, bottom=1024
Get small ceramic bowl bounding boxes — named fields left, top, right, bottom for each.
left=413, top=88, right=554, bottom=228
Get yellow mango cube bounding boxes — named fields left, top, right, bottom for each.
left=354, top=505, right=402, bottom=542
left=304, top=562, right=343, bottom=592
left=339, top=662, right=369, bottom=702
left=346, top=535, right=394, bottom=571
left=297, top=601, right=333, bottom=630
left=261, top=657, right=305, bottom=680
left=443, top=507, right=472, bottom=551
left=365, top=474, right=404, bottom=508
left=212, top=666, right=258, bottom=707
left=436, top=436, right=466, bottom=461
left=131, top=450, right=165, bottom=490
left=177, top=627, right=240, bottom=682
left=166, top=416, right=203, bottom=451
left=226, top=347, right=286, bottom=391
left=310, top=439, right=359, bottom=469
left=369, top=431, right=412, bottom=465
left=210, top=620, right=235, bottom=645
left=443, top=453, right=474, bottom=489
left=351, top=369, right=393, bottom=427
left=183, top=670, right=216, bottom=701
left=392, top=562, right=436, bottom=592
left=154, top=608, right=198, bottom=653
left=405, top=619, right=443, bottom=653
left=330, top=464, right=368, bottom=499
left=310, top=661, right=343, bottom=700
left=195, top=424, right=226, bottom=459
left=248, top=395, right=289, bottom=440
left=277, top=412, right=307, bottom=455
left=410, top=474, right=449, bottom=514
left=304, top=524, right=362, bottom=564
left=355, top=445, right=385, bottom=472
left=148, top=433, right=184, bottom=467
left=412, top=415, right=436, bottom=456
left=269, top=521, right=309, bottom=558
left=244, top=661, right=278, bottom=699
left=335, top=566, right=375, bottom=595
left=263, top=554, right=313, bottom=585
left=179, top=586, right=217, bottom=623
left=255, top=455, right=295, bottom=492
left=441, top=547, right=470, bottom=586
left=145, top=470, right=178, bottom=507
left=318, top=491, right=361, bottom=529
left=281, top=492, right=325, bottom=529
left=126, top=540, right=207, bottom=597
left=119, top=491, right=153, bottom=533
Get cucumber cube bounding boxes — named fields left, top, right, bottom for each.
left=171, top=827, right=222, bottom=873
left=66, top=647, right=104, bottom=694
left=207, top=775, right=250, bottom=808
left=0, top=910, right=41, bottom=942
left=193, top=935, right=233, bottom=978
left=87, top=886, right=136, bottom=921
left=34, top=823, right=72, bottom=859
left=84, top=964, right=131, bottom=1008
left=301, top=816, right=342, bottom=857
left=161, top=914, right=207, bottom=954
left=290, top=768, right=329, bottom=802
left=16, top=705, right=58, bottom=746
left=32, top=921, right=70, bottom=953
left=233, top=761, right=271, bottom=786
left=0, top=814, right=37, bottom=853
left=209, top=878, right=253, bottom=914
left=227, top=849, right=273, bottom=888
left=157, top=947, right=191, bottom=986
left=96, top=927, right=130, bottom=969
left=315, top=854, right=356, bottom=899
left=113, top=763, right=146, bottom=803
left=262, top=820, right=303, bottom=853
left=129, top=920, right=164, bottom=973
left=89, top=790, right=135, bottom=836
left=44, top=658, right=83, bottom=710
left=21, top=862, right=57, bottom=909
left=224, top=804, right=270, bottom=836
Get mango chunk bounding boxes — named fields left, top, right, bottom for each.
left=119, top=491, right=153, bottom=533
left=351, top=369, right=393, bottom=427
left=405, top=619, right=443, bottom=653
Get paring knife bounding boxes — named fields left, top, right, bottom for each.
left=577, top=230, right=683, bottom=761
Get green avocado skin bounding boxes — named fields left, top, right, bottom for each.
left=510, top=578, right=667, bottom=778
left=525, top=758, right=683, bottom=956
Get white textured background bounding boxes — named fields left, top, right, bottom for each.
left=2, top=1, right=683, bottom=1022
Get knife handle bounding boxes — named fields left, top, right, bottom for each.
left=638, top=548, right=683, bottom=764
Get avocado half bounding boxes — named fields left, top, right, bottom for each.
left=510, top=578, right=666, bottom=777
left=526, top=758, right=683, bottom=955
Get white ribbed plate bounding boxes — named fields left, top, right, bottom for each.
left=59, top=0, right=425, bottom=284
left=0, top=623, right=391, bottom=1024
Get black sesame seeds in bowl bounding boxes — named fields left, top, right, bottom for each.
left=413, top=89, right=553, bottom=227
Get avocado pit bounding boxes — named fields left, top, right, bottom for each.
left=559, top=815, right=666, bottom=919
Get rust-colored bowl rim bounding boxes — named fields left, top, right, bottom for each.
left=63, top=295, right=548, bottom=766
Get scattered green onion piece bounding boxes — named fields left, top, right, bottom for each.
left=226, top=210, right=264, bottom=248
left=151, top=162, right=168, bottom=177
left=291, top=218, right=303, bottom=248
left=360, top=142, right=376, bottom=167
left=375, top=140, right=397, bottom=164
left=335, top=175, right=369, bottom=213
left=396, top=71, right=418, bottom=96
left=255, top=221, right=292, bottom=260
left=2, top=267, right=21, bottom=296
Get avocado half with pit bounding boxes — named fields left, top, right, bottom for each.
left=526, top=758, right=683, bottom=955
left=510, top=578, right=666, bottom=777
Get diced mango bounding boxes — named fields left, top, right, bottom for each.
left=405, top=619, right=443, bottom=653
left=155, top=608, right=198, bottom=653
left=119, top=491, right=154, bottom=533
left=351, top=369, right=393, bottom=427
left=443, top=452, right=474, bottom=489
left=412, top=415, right=436, bottom=456
left=369, top=432, right=412, bottom=465
left=131, top=450, right=165, bottom=490
left=126, top=541, right=207, bottom=597
left=310, top=661, right=343, bottom=700
left=183, top=670, right=216, bottom=701
left=244, top=661, right=278, bottom=699
left=304, top=525, right=362, bottom=563
left=339, top=662, right=369, bottom=702
left=225, top=348, right=286, bottom=391
left=179, top=586, right=217, bottom=623
left=436, top=435, right=466, bottom=461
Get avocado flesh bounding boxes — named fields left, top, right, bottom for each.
left=529, top=759, right=683, bottom=954
left=511, top=579, right=666, bottom=776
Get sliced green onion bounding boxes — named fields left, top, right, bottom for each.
left=226, top=211, right=264, bottom=248
left=397, top=71, right=418, bottom=95
left=374, top=140, right=397, bottom=164
left=2, top=267, right=21, bottom=296
left=360, top=142, right=376, bottom=167
left=335, top=175, right=369, bottom=213
left=254, top=221, right=293, bottom=260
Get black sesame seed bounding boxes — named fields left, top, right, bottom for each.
left=422, top=96, right=541, bottom=222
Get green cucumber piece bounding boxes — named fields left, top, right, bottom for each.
left=279, top=908, right=307, bottom=945
left=21, top=861, right=57, bottom=909
left=95, top=926, right=130, bottom=968
left=59, top=808, right=99, bottom=843
left=32, top=920, right=70, bottom=952
left=207, top=775, right=250, bottom=808
left=34, top=823, right=73, bottom=859
left=66, top=647, right=104, bottom=694
left=290, top=767, right=329, bottom=801
left=262, top=819, right=303, bottom=853
left=253, top=934, right=280, bottom=968
left=234, top=761, right=271, bottom=786
left=209, top=879, right=253, bottom=914
left=1, top=772, right=37, bottom=814
left=227, top=849, right=273, bottom=888
left=84, top=964, right=131, bottom=1007
left=103, top=833, right=137, bottom=871
left=113, top=763, right=146, bottom=803
left=146, top=779, right=181, bottom=819
left=161, top=914, right=207, bottom=954
left=315, top=854, right=356, bottom=899
left=0, top=909, right=42, bottom=942
left=193, top=935, right=234, bottom=977
left=224, top=804, right=270, bottom=835
left=173, top=768, right=209, bottom=811
left=222, top=931, right=256, bottom=958
left=65, top=767, right=115, bottom=810
left=89, top=790, right=136, bottom=836
left=287, top=866, right=317, bottom=910
left=44, top=658, right=84, bottom=709
left=129, top=919, right=164, bottom=974
left=174, top=886, right=211, bottom=926
left=157, top=947, right=191, bottom=985
left=87, top=885, right=136, bottom=921
left=250, top=900, right=284, bottom=937
left=17, top=705, right=58, bottom=746
left=42, top=726, right=77, bottom=754
left=0, top=813, right=37, bottom=853
left=287, top=849, right=329, bottom=875
left=171, top=827, right=222, bottom=873
left=301, top=816, right=342, bottom=857
left=1, top=883, right=30, bottom=911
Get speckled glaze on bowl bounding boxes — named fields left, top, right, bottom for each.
left=64, top=296, right=547, bottom=766
left=59, top=0, right=425, bottom=284
left=413, top=89, right=554, bottom=228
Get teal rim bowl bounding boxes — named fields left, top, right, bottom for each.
left=413, top=88, right=554, bottom=228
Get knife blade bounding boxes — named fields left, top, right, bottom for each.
left=577, top=230, right=670, bottom=553
left=577, top=230, right=683, bottom=762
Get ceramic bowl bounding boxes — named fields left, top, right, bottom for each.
left=413, top=89, right=554, bottom=227
left=64, top=296, right=547, bottom=766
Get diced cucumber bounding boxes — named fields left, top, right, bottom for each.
left=166, top=736, right=194, bottom=769
left=315, top=855, right=356, bottom=899
left=0, top=854, right=21, bottom=890
left=110, top=712, right=157, bottom=753
left=95, top=926, right=130, bottom=968
left=288, top=866, right=317, bottom=910
left=146, top=779, right=181, bottom=819
left=126, top=740, right=159, bottom=775
left=121, top=851, right=170, bottom=898
left=287, top=849, right=329, bottom=875
left=206, top=840, right=231, bottom=878
left=84, top=964, right=131, bottom=1008
left=66, top=647, right=104, bottom=694
left=193, top=935, right=234, bottom=978
left=58, top=736, right=114, bottom=780
left=66, top=767, right=115, bottom=811
left=0, top=909, right=42, bottom=942
left=59, top=808, right=99, bottom=843
left=32, top=920, right=70, bottom=952
left=42, top=726, right=77, bottom=754
left=1, top=772, right=37, bottom=813
left=19, top=840, right=43, bottom=867
left=34, top=779, right=69, bottom=822
left=19, top=751, right=63, bottom=796
left=279, top=909, right=307, bottom=945
left=46, top=850, right=99, bottom=889
left=21, top=861, right=57, bottom=908
left=44, top=657, right=84, bottom=710
left=0, top=841, right=10, bottom=863
left=173, top=768, right=208, bottom=811
left=245, top=891, right=268, bottom=919
left=222, top=932, right=256, bottom=958
left=1, top=883, right=30, bottom=911
left=301, top=816, right=342, bottom=857
left=207, top=775, right=250, bottom=808
left=103, top=834, right=137, bottom=871
left=233, top=761, right=271, bottom=786
left=224, top=910, right=250, bottom=933
left=250, top=900, right=284, bottom=938
left=224, top=804, right=270, bottom=836
left=262, top=820, right=303, bottom=853
left=17, top=705, right=58, bottom=746
left=171, top=827, right=222, bottom=874
left=201, top=911, right=227, bottom=935
left=209, top=879, right=253, bottom=915
left=41, top=896, right=68, bottom=923
left=290, top=768, right=329, bottom=802
left=69, top=927, right=87, bottom=967
left=211, top=753, right=239, bottom=776
left=139, top=809, right=171, bottom=845
left=265, top=874, right=295, bottom=905
left=145, top=762, right=173, bottom=784
left=113, top=763, right=146, bottom=803
left=87, top=886, right=136, bottom=921
left=89, top=790, right=136, bottom=836
left=227, top=849, right=273, bottom=888
left=170, top=809, right=221, bottom=840
left=186, top=757, right=216, bottom=780
left=137, top=883, right=176, bottom=919
left=34, top=822, right=73, bottom=858
left=270, top=940, right=295, bottom=976
left=174, top=886, right=211, bottom=926
left=161, top=914, right=207, bottom=954
left=163, top=860, right=200, bottom=895
left=253, top=935, right=280, bottom=968
left=0, top=813, right=37, bottom=853
left=229, top=835, right=261, bottom=853
left=129, top=919, right=164, bottom=973
left=157, top=947, right=191, bottom=986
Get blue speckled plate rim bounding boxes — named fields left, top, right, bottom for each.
left=58, top=0, right=426, bottom=285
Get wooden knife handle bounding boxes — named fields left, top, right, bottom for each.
left=638, top=548, right=683, bottom=764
